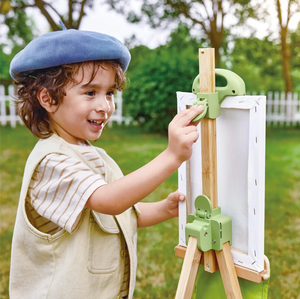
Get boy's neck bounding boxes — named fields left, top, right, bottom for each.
left=53, top=133, right=89, bottom=146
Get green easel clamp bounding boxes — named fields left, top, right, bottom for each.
left=191, top=68, right=246, bottom=122
left=185, top=195, right=232, bottom=252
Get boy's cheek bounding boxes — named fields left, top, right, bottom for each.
left=109, top=104, right=115, bottom=116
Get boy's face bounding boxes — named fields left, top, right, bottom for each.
left=47, top=62, right=116, bottom=144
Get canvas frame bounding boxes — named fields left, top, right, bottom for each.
left=177, top=92, right=266, bottom=272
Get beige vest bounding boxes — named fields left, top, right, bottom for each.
left=9, top=134, right=138, bottom=299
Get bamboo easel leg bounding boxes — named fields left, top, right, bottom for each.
left=175, top=237, right=202, bottom=299
left=215, top=242, right=243, bottom=299
left=204, top=249, right=218, bottom=272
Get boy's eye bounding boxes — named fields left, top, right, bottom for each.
left=86, top=91, right=96, bottom=96
left=106, top=91, right=115, bottom=100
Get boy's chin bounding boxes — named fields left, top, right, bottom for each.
left=90, top=131, right=103, bottom=143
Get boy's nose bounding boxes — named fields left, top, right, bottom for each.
left=95, top=95, right=111, bottom=113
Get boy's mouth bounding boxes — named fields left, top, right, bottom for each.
left=88, top=120, right=103, bottom=125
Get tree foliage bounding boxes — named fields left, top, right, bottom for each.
left=106, top=0, right=254, bottom=66
left=124, top=20, right=300, bottom=132
left=291, top=24, right=300, bottom=67
left=229, top=37, right=284, bottom=92
left=0, top=0, right=37, bottom=85
left=3, top=3, right=35, bottom=45
left=107, top=0, right=300, bottom=93
left=0, top=0, right=96, bottom=84
left=290, top=24, right=300, bottom=92
left=2, top=0, right=95, bottom=31
left=249, top=0, right=300, bottom=93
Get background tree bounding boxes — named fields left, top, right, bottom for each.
left=2, top=0, right=94, bottom=30
left=275, top=0, right=299, bottom=93
left=229, top=37, right=283, bottom=92
left=0, top=0, right=96, bottom=85
left=290, top=23, right=300, bottom=92
left=107, top=0, right=255, bottom=67
left=250, top=0, right=300, bottom=93
left=0, top=0, right=36, bottom=86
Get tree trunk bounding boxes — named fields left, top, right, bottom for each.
left=210, top=33, right=222, bottom=67
left=281, top=26, right=293, bottom=93
left=276, top=0, right=293, bottom=93
left=208, top=19, right=223, bottom=67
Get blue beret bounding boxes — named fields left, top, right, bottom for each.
left=10, top=29, right=131, bottom=80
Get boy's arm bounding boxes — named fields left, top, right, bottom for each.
left=86, top=105, right=203, bottom=215
left=136, top=191, right=185, bottom=227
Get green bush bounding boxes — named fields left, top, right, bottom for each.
left=123, top=26, right=201, bottom=133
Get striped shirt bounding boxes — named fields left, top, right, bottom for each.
left=26, top=143, right=106, bottom=234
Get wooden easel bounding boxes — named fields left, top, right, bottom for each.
left=174, top=49, right=269, bottom=299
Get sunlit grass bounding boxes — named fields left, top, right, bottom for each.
left=264, top=128, right=300, bottom=299
left=0, top=124, right=299, bottom=298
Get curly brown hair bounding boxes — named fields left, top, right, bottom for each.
left=14, top=60, right=126, bottom=139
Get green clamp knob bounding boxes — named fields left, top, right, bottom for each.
left=192, top=92, right=219, bottom=122
left=192, top=99, right=209, bottom=122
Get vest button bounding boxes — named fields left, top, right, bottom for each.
left=121, top=249, right=126, bottom=258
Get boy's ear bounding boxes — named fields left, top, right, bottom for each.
left=37, top=88, right=57, bottom=113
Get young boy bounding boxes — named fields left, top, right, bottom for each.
left=9, top=27, right=203, bottom=299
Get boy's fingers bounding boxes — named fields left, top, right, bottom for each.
left=174, top=106, right=204, bottom=126
left=184, top=131, right=199, bottom=144
left=182, top=125, right=198, bottom=135
left=188, top=118, right=201, bottom=127
left=179, top=194, right=185, bottom=201
left=172, top=191, right=186, bottom=201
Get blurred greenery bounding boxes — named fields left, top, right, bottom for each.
left=1, top=125, right=299, bottom=298
left=123, top=24, right=201, bottom=133
left=122, top=23, right=300, bottom=132
left=1, top=2, right=300, bottom=131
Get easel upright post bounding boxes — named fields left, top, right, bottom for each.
left=199, top=48, right=219, bottom=273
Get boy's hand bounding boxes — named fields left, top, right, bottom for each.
left=164, top=190, right=186, bottom=218
left=167, top=105, right=204, bottom=164
left=136, top=190, right=186, bottom=227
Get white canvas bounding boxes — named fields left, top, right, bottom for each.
left=177, top=92, right=266, bottom=272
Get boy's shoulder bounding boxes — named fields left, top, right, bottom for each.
left=27, top=134, right=78, bottom=168
left=30, top=134, right=68, bottom=155
left=29, top=135, right=109, bottom=166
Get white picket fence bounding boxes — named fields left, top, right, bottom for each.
left=0, top=85, right=19, bottom=127
left=1, top=85, right=300, bottom=127
left=0, top=85, right=131, bottom=128
left=265, top=91, right=300, bottom=126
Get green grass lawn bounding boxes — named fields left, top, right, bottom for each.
left=0, top=124, right=299, bottom=299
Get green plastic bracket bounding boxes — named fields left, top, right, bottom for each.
left=185, top=195, right=232, bottom=252
left=192, top=94, right=218, bottom=122
left=191, top=68, right=246, bottom=122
